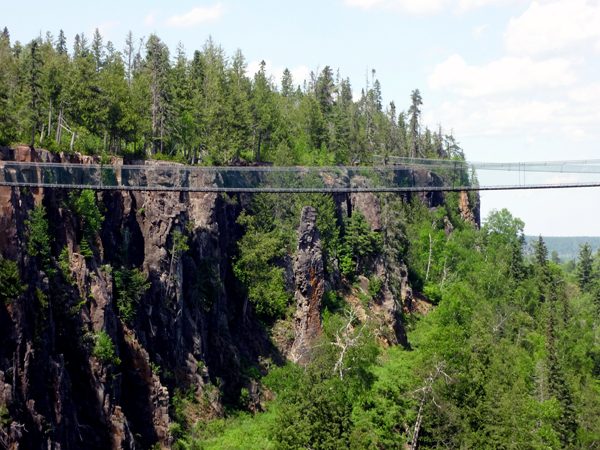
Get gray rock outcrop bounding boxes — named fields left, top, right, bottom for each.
left=290, top=207, right=325, bottom=364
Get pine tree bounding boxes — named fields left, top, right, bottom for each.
left=73, top=34, right=81, bottom=58
left=124, top=31, right=135, bottom=86
left=1, top=27, right=9, bottom=46
left=56, top=29, right=67, bottom=54
left=408, top=89, right=422, bottom=159
left=145, top=34, right=172, bottom=154
left=546, top=311, right=577, bottom=446
left=576, top=243, right=594, bottom=292
left=23, top=39, right=44, bottom=149
left=281, top=68, right=293, bottom=98
left=91, top=28, right=104, bottom=71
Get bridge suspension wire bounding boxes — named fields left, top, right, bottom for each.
left=1, top=158, right=600, bottom=193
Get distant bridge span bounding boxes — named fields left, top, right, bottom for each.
left=1, top=158, right=600, bottom=194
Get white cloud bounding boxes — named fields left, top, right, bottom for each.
left=504, top=0, right=600, bottom=57
left=428, top=54, right=577, bottom=97
left=472, top=24, right=489, bottom=39
left=97, top=20, right=120, bottom=38
left=343, top=0, right=448, bottom=14
left=425, top=97, right=600, bottom=140
left=246, top=60, right=310, bottom=87
left=568, top=82, right=600, bottom=103
left=343, top=0, right=525, bottom=14
left=165, top=4, right=226, bottom=28
left=143, top=10, right=159, bottom=27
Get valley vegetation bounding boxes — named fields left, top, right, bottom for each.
left=1, top=27, right=600, bottom=450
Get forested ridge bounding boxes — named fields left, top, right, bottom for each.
left=0, top=27, right=464, bottom=165
left=1, top=27, right=600, bottom=450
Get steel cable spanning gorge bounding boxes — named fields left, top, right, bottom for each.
left=1, top=157, right=600, bottom=193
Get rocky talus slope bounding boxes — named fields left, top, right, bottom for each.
left=0, top=147, right=478, bottom=449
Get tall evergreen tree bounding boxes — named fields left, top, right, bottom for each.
left=22, top=39, right=44, bottom=149
left=408, top=89, right=422, bottom=159
left=91, top=28, right=104, bottom=71
left=56, top=29, right=67, bottom=54
left=576, top=243, right=594, bottom=292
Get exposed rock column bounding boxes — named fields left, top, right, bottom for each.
left=290, top=207, right=324, bottom=364
left=459, top=190, right=479, bottom=229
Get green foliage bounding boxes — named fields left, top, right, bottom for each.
left=92, top=330, right=120, bottom=366
left=367, top=276, right=382, bottom=298
left=80, top=239, right=93, bottom=259
left=25, top=203, right=54, bottom=276
left=114, top=267, right=150, bottom=323
left=203, top=202, right=600, bottom=449
left=69, top=190, right=104, bottom=240
left=58, top=247, right=73, bottom=284
left=340, top=210, right=381, bottom=277
left=170, top=230, right=189, bottom=256
left=0, top=255, right=25, bottom=304
left=576, top=242, right=594, bottom=292
left=233, top=212, right=290, bottom=319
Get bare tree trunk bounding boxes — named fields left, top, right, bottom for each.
left=256, top=132, right=262, bottom=162
left=56, top=104, right=63, bottom=145
left=160, top=117, right=164, bottom=154
left=70, top=131, right=75, bottom=152
left=425, top=233, right=434, bottom=282
left=410, top=396, right=426, bottom=450
left=47, top=98, right=52, bottom=140
left=40, top=124, right=45, bottom=145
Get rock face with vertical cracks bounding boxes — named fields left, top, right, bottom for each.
left=290, top=207, right=325, bottom=364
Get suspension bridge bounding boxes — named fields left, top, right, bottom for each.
left=1, top=157, right=600, bottom=193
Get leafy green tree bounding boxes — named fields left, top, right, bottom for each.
left=70, top=190, right=104, bottom=241
left=340, top=210, right=381, bottom=277
left=233, top=212, right=290, bottom=319
left=551, top=250, right=561, bottom=265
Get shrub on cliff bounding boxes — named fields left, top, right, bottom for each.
left=92, top=330, right=121, bottom=366
left=69, top=190, right=104, bottom=241
left=25, top=203, right=54, bottom=277
left=233, top=211, right=290, bottom=319
left=0, top=255, right=25, bottom=304
left=114, top=267, right=151, bottom=323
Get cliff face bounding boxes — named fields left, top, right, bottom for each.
left=0, top=148, right=280, bottom=450
left=0, top=148, right=479, bottom=449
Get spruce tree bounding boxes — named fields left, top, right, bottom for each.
left=576, top=243, right=594, bottom=292
left=1, top=27, right=9, bottom=45
left=23, top=39, right=44, bottom=149
left=56, top=29, right=67, bottom=54
left=91, top=28, right=104, bottom=71
left=408, top=89, right=422, bottom=158
left=281, top=68, right=293, bottom=98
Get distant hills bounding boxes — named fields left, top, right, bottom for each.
left=524, top=235, right=600, bottom=262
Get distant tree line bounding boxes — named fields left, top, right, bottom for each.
left=0, top=27, right=465, bottom=165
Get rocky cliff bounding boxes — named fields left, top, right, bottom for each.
left=0, top=147, right=479, bottom=449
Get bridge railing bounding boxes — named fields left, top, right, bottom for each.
left=0, top=161, right=470, bottom=193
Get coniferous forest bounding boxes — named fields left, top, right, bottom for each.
left=0, top=28, right=463, bottom=164
left=0, top=28, right=600, bottom=450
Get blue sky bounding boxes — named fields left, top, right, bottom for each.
left=5, top=0, right=600, bottom=236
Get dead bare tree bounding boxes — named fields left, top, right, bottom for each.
left=331, top=308, right=370, bottom=380
left=409, top=362, right=452, bottom=450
